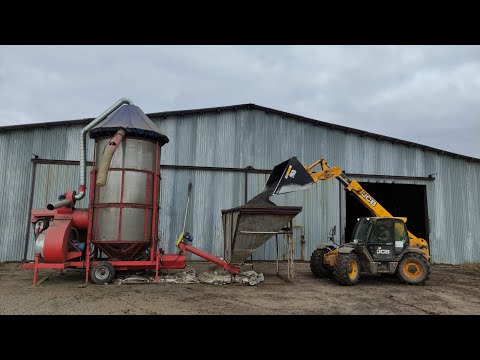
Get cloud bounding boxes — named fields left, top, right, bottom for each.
left=0, top=45, right=478, bottom=157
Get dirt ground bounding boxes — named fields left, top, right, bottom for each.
left=1, top=261, right=480, bottom=315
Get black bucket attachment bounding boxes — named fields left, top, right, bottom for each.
left=264, top=157, right=315, bottom=195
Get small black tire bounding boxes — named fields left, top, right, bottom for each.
left=334, top=252, right=361, bottom=286
left=310, top=249, right=333, bottom=278
left=397, top=253, right=431, bottom=285
left=91, top=262, right=115, bottom=284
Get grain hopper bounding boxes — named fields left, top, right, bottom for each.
left=22, top=99, right=239, bottom=285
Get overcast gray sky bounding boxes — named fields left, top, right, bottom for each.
left=0, top=45, right=479, bottom=158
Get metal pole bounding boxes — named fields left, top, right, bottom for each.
left=244, top=169, right=248, bottom=203
left=286, top=221, right=294, bottom=283
left=339, top=181, right=343, bottom=244
left=275, top=234, right=279, bottom=275
left=291, top=221, right=295, bottom=283
left=286, top=224, right=290, bottom=281
left=23, top=155, right=38, bottom=261
left=301, top=234, right=305, bottom=261
left=182, top=183, right=192, bottom=234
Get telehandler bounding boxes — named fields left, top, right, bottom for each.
left=265, top=157, right=431, bottom=286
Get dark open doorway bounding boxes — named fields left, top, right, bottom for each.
left=345, top=182, right=429, bottom=244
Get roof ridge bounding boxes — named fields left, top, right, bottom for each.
left=0, top=103, right=478, bottom=162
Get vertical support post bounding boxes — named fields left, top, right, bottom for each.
left=33, top=253, right=40, bottom=286
left=287, top=221, right=294, bottom=283
left=144, top=169, right=151, bottom=242
left=300, top=234, right=305, bottom=261
left=151, top=142, right=159, bottom=262
left=23, top=155, right=38, bottom=261
left=155, top=251, right=160, bottom=283
left=244, top=167, right=248, bottom=204
left=275, top=234, right=279, bottom=276
left=85, top=168, right=96, bottom=284
left=339, top=181, right=343, bottom=244
left=291, top=221, right=295, bottom=282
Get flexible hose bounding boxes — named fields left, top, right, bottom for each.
left=96, top=129, right=126, bottom=187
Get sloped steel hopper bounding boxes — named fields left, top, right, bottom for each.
left=222, top=158, right=312, bottom=264
left=222, top=190, right=302, bottom=263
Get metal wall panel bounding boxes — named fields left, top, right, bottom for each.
left=158, top=168, right=245, bottom=260
left=1, top=107, right=479, bottom=264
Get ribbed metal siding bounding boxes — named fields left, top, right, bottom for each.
left=1, top=107, right=479, bottom=264
left=151, top=108, right=480, bottom=264
left=158, top=168, right=245, bottom=259
left=0, top=123, right=95, bottom=262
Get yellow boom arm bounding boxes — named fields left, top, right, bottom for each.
left=304, top=159, right=429, bottom=256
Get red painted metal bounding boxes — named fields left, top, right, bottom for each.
left=97, top=256, right=187, bottom=269
left=31, top=209, right=55, bottom=220
left=93, top=194, right=100, bottom=242
left=23, top=261, right=85, bottom=270
left=42, top=219, right=72, bottom=262
left=151, top=143, right=159, bottom=261
left=85, top=168, right=96, bottom=283
left=179, top=243, right=240, bottom=274
left=155, top=252, right=160, bottom=282
left=65, top=251, right=82, bottom=261
left=89, top=240, right=150, bottom=244
left=93, top=203, right=153, bottom=208
left=31, top=209, right=88, bottom=229
left=23, top=136, right=237, bottom=286
left=23, top=258, right=186, bottom=271
left=33, top=254, right=39, bottom=286
left=109, top=167, right=153, bottom=174
left=144, top=169, right=150, bottom=242
left=72, top=209, right=88, bottom=229
left=94, top=242, right=148, bottom=260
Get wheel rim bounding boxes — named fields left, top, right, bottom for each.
left=348, top=260, right=358, bottom=280
left=403, top=261, right=423, bottom=279
left=95, top=266, right=110, bottom=281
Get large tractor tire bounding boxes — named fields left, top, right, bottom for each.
left=91, top=262, right=115, bottom=284
left=334, top=252, right=361, bottom=286
left=397, top=253, right=431, bottom=285
left=310, top=249, right=333, bottom=278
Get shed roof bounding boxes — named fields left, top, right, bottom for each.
left=0, top=103, right=477, bottom=162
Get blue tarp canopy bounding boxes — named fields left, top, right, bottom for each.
left=89, top=104, right=169, bottom=145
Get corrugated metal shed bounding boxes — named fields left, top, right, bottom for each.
left=0, top=104, right=479, bottom=264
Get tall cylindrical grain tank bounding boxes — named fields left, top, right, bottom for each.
left=89, top=105, right=169, bottom=260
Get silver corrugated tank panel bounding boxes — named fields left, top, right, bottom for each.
left=93, top=138, right=155, bottom=242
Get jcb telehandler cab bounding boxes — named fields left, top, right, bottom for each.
left=264, top=157, right=431, bottom=286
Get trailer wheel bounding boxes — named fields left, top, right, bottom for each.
left=91, top=262, right=115, bottom=284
